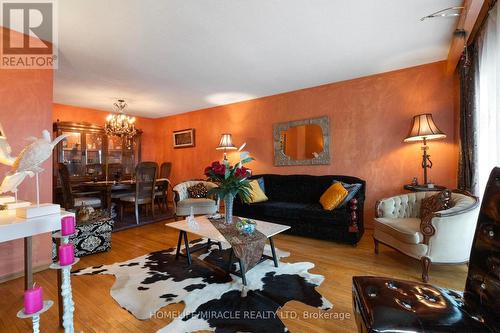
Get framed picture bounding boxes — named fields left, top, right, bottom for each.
left=173, top=128, right=195, bottom=148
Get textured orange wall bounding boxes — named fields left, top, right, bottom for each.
left=53, top=104, right=158, bottom=162
left=155, top=61, right=459, bottom=227
left=0, top=30, right=53, bottom=278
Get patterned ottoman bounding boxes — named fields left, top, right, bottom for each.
left=52, top=210, right=114, bottom=258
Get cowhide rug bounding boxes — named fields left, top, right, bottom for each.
left=73, top=239, right=332, bottom=333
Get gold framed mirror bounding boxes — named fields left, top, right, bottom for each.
left=273, top=116, right=330, bottom=166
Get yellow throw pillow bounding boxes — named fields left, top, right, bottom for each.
left=320, top=182, right=348, bottom=210
left=247, top=180, right=268, bottom=203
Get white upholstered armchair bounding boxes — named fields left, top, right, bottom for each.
left=374, top=190, right=479, bottom=282
left=172, top=180, right=220, bottom=218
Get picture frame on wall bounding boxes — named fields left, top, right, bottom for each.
left=173, top=128, right=195, bottom=148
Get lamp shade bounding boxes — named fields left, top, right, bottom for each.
left=404, top=113, right=446, bottom=142
left=216, top=133, right=237, bottom=150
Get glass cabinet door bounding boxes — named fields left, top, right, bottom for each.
left=60, top=131, right=84, bottom=176
left=122, top=137, right=137, bottom=175
left=107, top=135, right=123, bottom=164
left=85, top=132, right=103, bottom=177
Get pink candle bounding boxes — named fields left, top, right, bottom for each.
left=24, top=285, right=43, bottom=314
left=59, top=243, right=75, bottom=266
left=61, top=216, right=76, bottom=236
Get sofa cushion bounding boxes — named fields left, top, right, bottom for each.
left=374, top=217, right=423, bottom=244
left=241, top=201, right=348, bottom=225
left=320, top=182, right=348, bottom=210
left=176, top=198, right=217, bottom=216
left=74, top=197, right=101, bottom=208
left=335, top=182, right=362, bottom=208
left=187, top=183, right=208, bottom=198
left=247, top=180, right=268, bottom=203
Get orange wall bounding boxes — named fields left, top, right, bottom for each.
left=53, top=104, right=158, bottom=162
left=0, top=31, right=53, bottom=278
left=155, top=61, right=459, bottom=226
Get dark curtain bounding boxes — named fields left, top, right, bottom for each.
left=458, top=43, right=479, bottom=194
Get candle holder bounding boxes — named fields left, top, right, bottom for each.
left=17, top=300, right=53, bottom=333
left=52, top=231, right=74, bottom=245
left=50, top=257, right=79, bottom=333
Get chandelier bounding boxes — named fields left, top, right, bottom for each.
left=105, top=99, right=137, bottom=137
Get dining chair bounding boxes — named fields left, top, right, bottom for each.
left=58, top=163, right=102, bottom=210
left=120, top=162, right=158, bottom=224
left=155, top=162, right=172, bottom=211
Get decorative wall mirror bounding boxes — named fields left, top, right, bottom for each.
left=273, top=116, right=330, bottom=166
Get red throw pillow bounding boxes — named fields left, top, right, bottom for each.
left=187, top=183, right=208, bottom=198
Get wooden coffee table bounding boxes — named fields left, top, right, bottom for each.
left=166, top=216, right=290, bottom=285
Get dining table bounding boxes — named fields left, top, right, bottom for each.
left=77, top=178, right=171, bottom=210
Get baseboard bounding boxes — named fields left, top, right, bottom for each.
left=0, top=263, right=51, bottom=284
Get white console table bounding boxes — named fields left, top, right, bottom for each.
left=0, top=208, right=75, bottom=327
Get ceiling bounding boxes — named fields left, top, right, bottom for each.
left=54, top=0, right=461, bottom=118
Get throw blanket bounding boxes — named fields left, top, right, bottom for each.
left=210, top=217, right=266, bottom=271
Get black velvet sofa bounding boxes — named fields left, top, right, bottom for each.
left=233, top=174, right=366, bottom=245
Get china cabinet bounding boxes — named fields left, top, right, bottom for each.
left=53, top=121, right=142, bottom=184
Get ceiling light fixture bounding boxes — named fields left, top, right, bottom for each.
left=105, top=99, right=137, bottom=138
left=420, top=6, right=464, bottom=21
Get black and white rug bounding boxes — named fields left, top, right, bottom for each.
left=73, top=239, right=332, bottom=333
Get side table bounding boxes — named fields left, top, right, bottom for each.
left=404, top=184, right=447, bottom=192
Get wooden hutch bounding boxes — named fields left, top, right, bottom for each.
left=52, top=121, right=142, bottom=191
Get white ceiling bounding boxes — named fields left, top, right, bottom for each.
left=54, top=0, right=461, bottom=118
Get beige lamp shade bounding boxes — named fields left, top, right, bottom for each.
left=404, top=113, right=446, bottom=142
left=216, top=134, right=237, bottom=150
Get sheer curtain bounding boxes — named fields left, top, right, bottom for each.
left=477, top=3, right=500, bottom=195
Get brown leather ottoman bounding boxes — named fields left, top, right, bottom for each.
left=352, top=276, right=492, bottom=332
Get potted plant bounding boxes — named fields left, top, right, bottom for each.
left=204, top=146, right=253, bottom=224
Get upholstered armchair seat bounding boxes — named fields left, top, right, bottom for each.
left=74, top=196, right=102, bottom=208
left=374, top=217, right=423, bottom=244
left=374, top=190, right=479, bottom=282
left=173, top=181, right=219, bottom=218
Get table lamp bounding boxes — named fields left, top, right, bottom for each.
left=404, top=113, right=446, bottom=184
left=216, top=133, right=237, bottom=160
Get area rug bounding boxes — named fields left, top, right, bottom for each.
left=72, top=239, right=332, bottom=333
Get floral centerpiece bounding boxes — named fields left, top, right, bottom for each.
left=204, top=145, right=253, bottom=224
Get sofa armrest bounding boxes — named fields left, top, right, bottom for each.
left=426, top=203, right=480, bottom=262
left=421, top=191, right=480, bottom=245
left=375, top=194, right=419, bottom=219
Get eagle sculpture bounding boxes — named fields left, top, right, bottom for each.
left=0, top=129, right=68, bottom=194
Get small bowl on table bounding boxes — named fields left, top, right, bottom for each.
left=236, top=218, right=256, bottom=235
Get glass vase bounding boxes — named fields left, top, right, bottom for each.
left=224, top=194, right=235, bottom=225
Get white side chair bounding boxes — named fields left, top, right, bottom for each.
left=374, top=190, right=480, bottom=282
left=172, top=180, right=220, bottom=219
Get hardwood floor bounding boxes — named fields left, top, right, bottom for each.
left=0, top=219, right=468, bottom=333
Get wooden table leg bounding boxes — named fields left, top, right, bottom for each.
left=238, top=258, right=247, bottom=286
left=24, top=237, right=33, bottom=290
left=227, top=248, right=234, bottom=272
left=182, top=231, right=192, bottom=266
left=269, top=237, right=279, bottom=268
left=106, top=186, right=112, bottom=212
left=175, top=231, right=183, bottom=260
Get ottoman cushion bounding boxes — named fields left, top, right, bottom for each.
left=352, top=276, right=491, bottom=332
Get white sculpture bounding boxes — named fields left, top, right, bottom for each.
left=0, top=128, right=68, bottom=206
left=12, top=130, right=68, bottom=174
left=0, top=171, right=34, bottom=198
left=0, top=122, right=15, bottom=166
